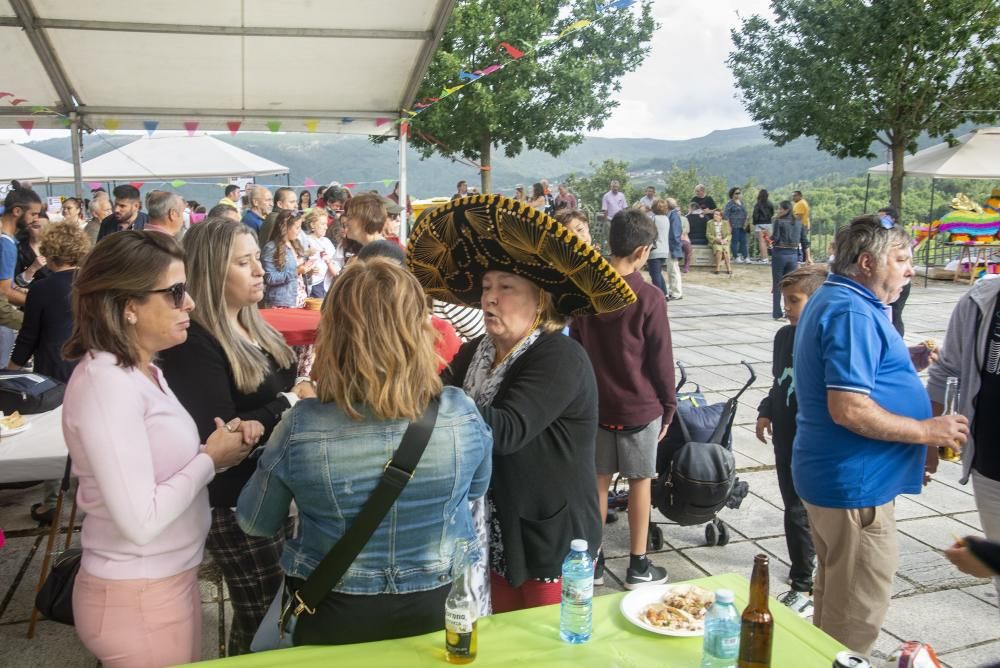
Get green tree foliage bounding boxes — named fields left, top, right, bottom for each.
left=727, top=0, right=1000, bottom=211
left=400, top=0, right=655, bottom=193
left=564, top=159, right=639, bottom=212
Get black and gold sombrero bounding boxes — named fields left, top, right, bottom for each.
left=406, top=194, right=636, bottom=316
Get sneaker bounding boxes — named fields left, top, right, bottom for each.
left=735, top=256, right=744, bottom=264
left=594, top=552, right=605, bottom=586
left=777, top=590, right=814, bottom=618
left=624, top=562, right=669, bottom=590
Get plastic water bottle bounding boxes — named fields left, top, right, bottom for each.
left=560, top=538, right=594, bottom=643
left=701, top=588, right=740, bottom=667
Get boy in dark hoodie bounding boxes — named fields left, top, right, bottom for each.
left=755, top=264, right=828, bottom=614
left=570, top=209, right=677, bottom=590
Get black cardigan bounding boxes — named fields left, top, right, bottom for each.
left=159, top=320, right=295, bottom=508
left=9, top=269, right=76, bottom=381
left=445, top=332, right=602, bottom=586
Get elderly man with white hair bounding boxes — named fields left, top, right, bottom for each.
left=240, top=185, right=273, bottom=238
left=791, top=215, right=969, bottom=655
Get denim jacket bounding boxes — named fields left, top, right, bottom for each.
left=261, top=241, right=299, bottom=308
left=236, top=386, right=492, bottom=594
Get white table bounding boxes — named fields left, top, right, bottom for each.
left=0, top=406, right=68, bottom=483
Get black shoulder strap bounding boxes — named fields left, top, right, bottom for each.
left=289, top=396, right=440, bottom=616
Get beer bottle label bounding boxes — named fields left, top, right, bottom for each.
left=446, top=608, right=474, bottom=634
left=446, top=629, right=474, bottom=656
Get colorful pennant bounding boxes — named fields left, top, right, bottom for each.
left=499, top=42, right=524, bottom=59
left=87, top=182, right=103, bottom=191
left=170, top=180, right=187, bottom=188
left=375, top=117, right=391, bottom=127
left=304, top=119, right=319, bottom=133
left=103, top=118, right=120, bottom=132
left=303, top=177, right=317, bottom=188
left=129, top=182, right=145, bottom=190
left=382, top=179, right=394, bottom=189
left=17, top=120, right=33, bottom=135
left=266, top=120, right=282, bottom=133
left=560, top=19, right=592, bottom=37
left=226, top=121, right=242, bottom=135
left=10, top=98, right=26, bottom=106
left=143, top=120, right=159, bottom=136
left=184, top=121, right=199, bottom=136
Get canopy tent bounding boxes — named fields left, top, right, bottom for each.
left=0, top=0, right=456, bottom=235
left=0, top=139, right=74, bottom=182
left=867, top=127, right=1000, bottom=180
left=79, top=134, right=288, bottom=181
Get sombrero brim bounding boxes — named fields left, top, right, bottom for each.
left=406, top=194, right=636, bottom=316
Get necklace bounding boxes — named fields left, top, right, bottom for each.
left=492, top=311, right=542, bottom=370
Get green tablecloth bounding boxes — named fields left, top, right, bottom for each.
left=192, top=573, right=845, bottom=667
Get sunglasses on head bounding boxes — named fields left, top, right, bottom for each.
left=146, top=282, right=187, bottom=309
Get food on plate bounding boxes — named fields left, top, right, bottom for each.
left=0, top=411, right=24, bottom=429
left=923, top=338, right=937, bottom=352
left=640, top=585, right=713, bottom=632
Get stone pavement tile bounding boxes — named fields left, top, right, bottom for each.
left=897, top=547, right=980, bottom=590
left=686, top=344, right=750, bottom=365
left=707, top=493, right=786, bottom=540
left=201, top=601, right=224, bottom=661
left=734, top=450, right=765, bottom=469
left=651, top=510, right=747, bottom=550
left=895, top=495, right=941, bottom=521
left=0, top=621, right=95, bottom=667
left=902, top=479, right=978, bottom=514
left=0, top=535, right=41, bottom=623
left=881, top=590, right=999, bottom=653
left=870, top=630, right=908, bottom=664
left=673, top=348, right=722, bottom=368
left=732, top=426, right=777, bottom=467
left=723, top=343, right=773, bottom=364
left=962, top=583, right=999, bottom=609
left=600, top=550, right=708, bottom=593
left=954, top=511, right=984, bottom=532
left=0, top=531, right=80, bottom=624
left=0, top=485, right=49, bottom=533
left=928, top=458, right=967, bottom=491
left=938, top=640, right=1000, bottom=668
left=732, top=470, right=784, bottom=508
left=680, top=540, right=788, bottom=596
left=897, top=515, right=984, bottom=551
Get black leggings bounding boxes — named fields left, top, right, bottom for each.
left=288, top=579, right=450, bottom=646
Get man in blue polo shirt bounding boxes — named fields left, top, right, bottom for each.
left=241, top=184, right=272, bottom=239
left=793, top=216, right=969, bottom=655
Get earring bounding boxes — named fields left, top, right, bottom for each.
left=126, top=314, right=137, bottom=325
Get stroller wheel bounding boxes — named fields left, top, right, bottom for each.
left=705, top=522, right=719, bottom=546
left=717, top=520, right=731, bottom=546
left=648, top=525, right=664, bottom=551
left=606, top=508, right=618, bottom=524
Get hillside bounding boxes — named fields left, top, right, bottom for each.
left=24, top=122, right=977, bottom=203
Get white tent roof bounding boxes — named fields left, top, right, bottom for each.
left=79, top=134, right=288, bottom=180
left=0, top=0, right=454, bottom=137
left=868, top=127, right=1000, bottom=180
left=0, top=139, right=74, bottom=182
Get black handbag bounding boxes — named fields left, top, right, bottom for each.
left=0, top=371, right=65, bottom=414
left=34, top=457, right=78, bottom=625
left=251, top=396, right=440, bottom=650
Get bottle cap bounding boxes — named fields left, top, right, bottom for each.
left=570, top=539, right=588, bottom=553
left=714, top=588, right=734, bottom=604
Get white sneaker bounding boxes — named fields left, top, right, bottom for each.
left=777, top=590, right=814, bottom=618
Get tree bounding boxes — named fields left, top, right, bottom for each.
left=727, top=0, right=1000, bottom=210
left=398, top=0, right=655, bottom=193
left=564, top=159, right=638, bottom=212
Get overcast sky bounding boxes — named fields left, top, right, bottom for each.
left=2, top=1, right=773, bottom=145
left=594, top=0, right=773, bottom=140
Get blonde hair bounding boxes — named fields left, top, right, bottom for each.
left=314, top=258, right=442, bottom=420
left=300, top=208, right=328, bottom=235
left=538, top=289, right=569, bottom=334
left=40, top=221, right=90, bottom=267
left=182, top=220, right=296, bottom=393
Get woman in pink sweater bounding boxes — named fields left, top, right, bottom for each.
left=61, top=232, right=249, bottom=668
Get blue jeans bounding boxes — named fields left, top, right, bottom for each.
left=647, top=258, right=667, bottom=295
left=731, top=227, right=749, bottom=259
left=771, top=248, right=799, bottom=318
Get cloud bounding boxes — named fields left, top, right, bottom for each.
left=595, top=0, right=773, bottom=140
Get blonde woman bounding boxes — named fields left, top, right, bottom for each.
left=158, top=219, right=316, bottom=655
left=301, top=208, right=339, bottom=297
left=709, top=209, right=733, bottom=275
left=237, top=258, right=492, bottom=646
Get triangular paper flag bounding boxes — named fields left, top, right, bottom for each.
left=170, top=180, right=187, bottom=188
left=303, top=177, right=317, bottom=188
left=400, top=122, right=410, bottom=138
left=143, top=120, right=159, bottom=136
left=103, top=118, right=120, bottom=132
left=266, top=120, right=282, bottom=133
left=10, top=98, right=26, bottom=106
left=30, top=106, right=50, bottom=114
left=61, top=117, right=72, bottom=128
left=184, top=121, right=199, bottom=136
left=382, top=179, right=394, bottom=189
left=304, top=119, right=319, bottom=133
left=499, top=42, right=525, bottom=59
left=340, top=117, right=354, bottom=124
left=17, top=120, right=33, bottom=135
left=0, top=92, right=11, bottom=100
left=344, top=182, right=356, bottom=191
left=443, top=84, right=465, bottom=95
left=474, top=64, right=501, bottom=76
left=375, top=117, right=391, bottom=127
left=560, top=19, right=592, bottom=37
left=88, top=182, right=103, bottom=191
left=129, top=182, right=144, bottom=190
left=226, top=121, right=242, bottom=135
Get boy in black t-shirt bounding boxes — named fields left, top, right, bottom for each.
left=755, top=264, right=828, bottom=615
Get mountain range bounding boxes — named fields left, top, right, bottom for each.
left=23, top=122, right=974, bottom=204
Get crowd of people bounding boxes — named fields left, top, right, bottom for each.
left=0, top=176, right=995, bottom=666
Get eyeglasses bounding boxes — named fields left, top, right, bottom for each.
left=146, top=282, right=187, bottom=309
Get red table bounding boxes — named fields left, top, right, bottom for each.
left=260, top=308, right=322, bottom=346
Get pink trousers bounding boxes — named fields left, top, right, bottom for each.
left=73, top=565, right=201, bottom=668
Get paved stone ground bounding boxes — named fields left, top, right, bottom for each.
left=1, top=272, right=996, bottom=667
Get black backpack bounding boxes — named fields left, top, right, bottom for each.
left=0, top=371, right=65, bottom=414
left=652, top=397, right=737, bottom=526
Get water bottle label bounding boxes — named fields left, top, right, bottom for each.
left=446, top=608, right=474, bottom=634
left=718, top=635, right=739, bottom=658
left=563, top=578, right=593, bottom=602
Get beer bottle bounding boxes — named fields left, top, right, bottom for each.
left=738, top=554, right=774, bottom=667
left=445, top=541, right=478, bottom=664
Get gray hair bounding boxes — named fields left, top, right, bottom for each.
left=88, top=196, right=106, bottom=216
left=147, top=191, right=184, bottom=220
left=831, top=215, right=911, bottom=278
left=665, top=197, right=678, bottom=210
left=247, top=184, right=270, bottom=203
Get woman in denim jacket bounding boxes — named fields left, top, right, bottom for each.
left=261, top=210, right=313, bottom=308
left=237, top=258, right=492, bottom=646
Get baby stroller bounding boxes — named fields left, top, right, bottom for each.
left=608, top=360, right=754, bottom=548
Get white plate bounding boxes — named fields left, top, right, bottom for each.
left=619, top=584, right=713, bottom=637
left=0, top=421, right=30, bottom=436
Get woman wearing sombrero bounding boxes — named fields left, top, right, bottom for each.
left=408, top=194, right=636, bottom=613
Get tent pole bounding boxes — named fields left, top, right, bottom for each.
left=285, top=173, right=290, bottom=187
left=862, top=173, right=871, bottom=213
left=925, top=178, right=935, bottom=288
left=70, top=112, right=83, bottom=200
left=398, top=119, right=409, bottom=242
